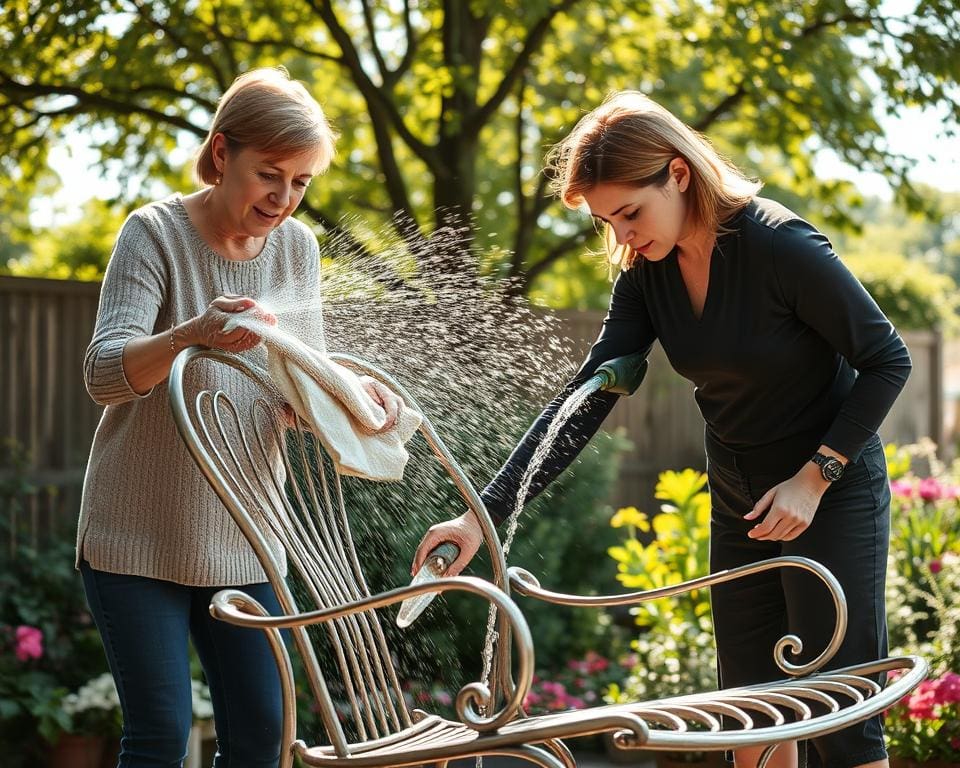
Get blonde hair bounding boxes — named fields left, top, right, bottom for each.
left=546, top=91, right=761, bottom=269
left=195, top=67, right=337, bottom=185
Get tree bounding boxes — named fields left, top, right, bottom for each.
left=4, top=198, right=127, bottom=280
left=2, top=0, right=959, bottom=290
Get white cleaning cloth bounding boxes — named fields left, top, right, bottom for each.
left=224, top=314, right=422, bottom=481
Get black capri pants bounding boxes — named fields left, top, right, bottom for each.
left=708, top=433, right=890, bottom=768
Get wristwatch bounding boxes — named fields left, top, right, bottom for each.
left=811, top=452, right=845, bottom=482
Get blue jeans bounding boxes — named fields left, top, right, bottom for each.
left=80, top=561, right=283, bottom=768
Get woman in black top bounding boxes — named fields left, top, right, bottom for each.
left=412, top=91, right=909, bottom=768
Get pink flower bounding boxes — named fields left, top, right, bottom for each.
left=935, top=672, right=960, bottom=704
left=890, top=479, right=916, bottom=498
left=586, top=655, right=610, bottom=673
left=930, top=559, right=943, bottom=574
left=14, top=626, right=43, bottom=662
left=918, top=477, right=946, bottom=501
left=906, top=680, right=938, bottom=720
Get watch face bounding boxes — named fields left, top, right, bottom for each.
left=822, top=458, right=844, bottom=482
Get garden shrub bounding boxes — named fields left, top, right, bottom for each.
left=845, top=253, right=960, bottom=332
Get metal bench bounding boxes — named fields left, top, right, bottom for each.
left=168, top=347, right=927, bottom=768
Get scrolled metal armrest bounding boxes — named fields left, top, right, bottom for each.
left=509, top=555, right=847, bottom=677
left=210, top=575, right=533, bottom=732
left=211, top=590, right=297, bottom=768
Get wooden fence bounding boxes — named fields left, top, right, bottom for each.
left=0, top=275, right=948, bottom=549
left=1, top=277, right=103, bottom=551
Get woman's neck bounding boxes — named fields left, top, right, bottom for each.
left=183, top=189, right=265, bottom=261
left=676, top=221, right=715, bottom=264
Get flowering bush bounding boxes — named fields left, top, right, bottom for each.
left=606, top=470, right=717, bottom=702
left=0, top=540, right=109, bottom=761
left=1, top=442, right=112, bottom=766
left=0, top=622, right=70, bottom=744
left=885, top=671, right=960, bottom=760
left=523, top=651, right=633, bottom=714
left=393, top=652, right=632, bottom=721
left=886, top=441, right=960, bottom=591
left=884, top=441, right=960, bottom=760
left=400, top=679, right=455, bottom=718
left=60, top=671, right=211, bottom=739
left=62, top=673, right=121, bottom=736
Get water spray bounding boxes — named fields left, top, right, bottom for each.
left=395, top=350, right=648, bottom=629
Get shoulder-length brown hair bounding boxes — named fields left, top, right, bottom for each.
left=545, top=91, right=761, bottom=269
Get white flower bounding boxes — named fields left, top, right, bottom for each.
left=63, top=673, right=120, bottom=715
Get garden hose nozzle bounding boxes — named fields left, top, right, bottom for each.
left=595, top=351, right=649, bottom=396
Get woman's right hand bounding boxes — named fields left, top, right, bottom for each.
left=176, top=296, right=276, bottom=354
left=411, top=511, right=484, bottom=577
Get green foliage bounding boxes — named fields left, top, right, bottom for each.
left=0, top=441, right=113, bottom=762
left=606, top=469, right=717, bottom=701
left=844, top=251, right=960, bottom=332
left=0, top=438, right=36, bottom=515
left=3, top=199, right=126, bottom=280
left=2, top=0, right=959, bottom=289
left=0, top=471, right=110, bottom=764
left=885, top=547, right=960, bottom=760
left=608, top=470, right=712, bottom=628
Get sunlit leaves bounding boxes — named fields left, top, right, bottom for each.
left=1, top=0, right=958, bottom=290
left=606, top=468, right=711, bottom=629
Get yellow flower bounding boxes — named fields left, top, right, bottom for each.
left=610, top=506, right=650, bottom=531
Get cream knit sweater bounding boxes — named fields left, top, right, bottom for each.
left=77, top=194, right=324, bottom=586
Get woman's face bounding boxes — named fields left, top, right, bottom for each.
left=581, top=159, right=690, bottom=263
left=213, top=135, right=321, bottom=237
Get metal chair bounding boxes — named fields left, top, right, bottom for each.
left=169, top=346, right=927, bottom=768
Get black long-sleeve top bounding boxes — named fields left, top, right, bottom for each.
left=481, top=197, right=912, bottom=524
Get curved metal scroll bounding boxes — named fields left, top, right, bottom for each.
left=509, top=556, right=847, bottom=676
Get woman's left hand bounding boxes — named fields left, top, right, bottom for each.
left=359, top=376, right=402, bottom=432
left=744, top=464, right=829, bottom=541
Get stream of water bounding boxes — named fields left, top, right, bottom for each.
left=475, top=373, right=607, bottom=767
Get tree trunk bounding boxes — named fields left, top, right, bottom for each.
left=429, top=0, right=489, bottom=267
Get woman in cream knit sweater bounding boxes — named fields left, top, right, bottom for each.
left=79, top=67, right=396, bottom=767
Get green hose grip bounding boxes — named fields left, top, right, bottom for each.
left=595, top=351, right=649, bottom=396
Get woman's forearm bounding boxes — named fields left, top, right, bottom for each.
left=122, top=325, right=194, bottom=395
